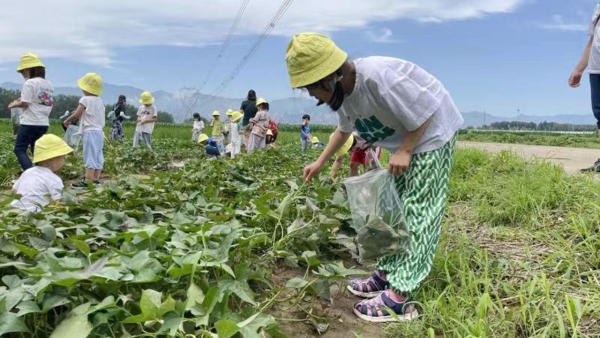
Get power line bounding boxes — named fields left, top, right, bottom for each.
left=178, top=0, right=250, bottom=118
left=198, top=0, right=250, bottom=93
left=201, top=0, right=295, bottom=108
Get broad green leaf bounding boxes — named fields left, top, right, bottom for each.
left=42, top=295, right=70, bottom=312
left=70, top=239, right=90, bottom=256
left=287, top=218, right=304, bottom=234
left=238, top=313, right=278, bottom=338
left=215, top=319, right=239, bottom=338
left=285, top=277, right=309, bottom=289
left=49, top=311, right=93, bottom=338
left=29, top=236, right=51, bottom=250
left=157, top=312, right=182, bottom=336
left=1, top=275, right=20, bottom=289
left=186, top=283, right=205, bottom=310
left=194, top=287, right=221, bottom=326
left=140, top=289, right=162, bottom=318
left=38, top=223, right=57, bottom=242
left=0, top=312, right=29, bottom=336
left=218, top=279, right=256, bottom=305
left=16, top=301, right=41, bottom=317
left=157, top=295, right=176, bottom=317
left=13, top=243, right=38, bottom=258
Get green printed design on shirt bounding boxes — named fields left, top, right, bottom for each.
left=354, top=116, right=395, bottom=144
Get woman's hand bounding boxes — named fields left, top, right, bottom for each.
left=303, top=161, right=325, bottom=182
left=7, top=99, right=21, bottom=109
left=569, top=69, right=583, bottom=88
left=388, top=149, right=412, bottom=176
left=63, top=120, right=71, bottom=128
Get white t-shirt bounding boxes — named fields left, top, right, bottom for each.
left=589, top=4, right=600, bottom=74
left=137, top=105, right=157, bottom=134
left=337, top=57, right=464, bottom=154
left=19, top=78, right=54, bottom=126
left=79, top=96, right=106, bottom=132
left=10, top=166, right=63, bottom=213
left=193, top=120, right=204, bottom=131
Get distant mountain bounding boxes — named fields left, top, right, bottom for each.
left=3, top=82, right=595, bottom=127
left=462, top=111, right=596, bottom=128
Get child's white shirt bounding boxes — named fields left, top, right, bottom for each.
left=193, top=120, right=204, bottom=131
left=137, top=105, right=157, bottom=134
left=79, top=96, right=105, bottom=132
left=10, top=166, right=63, bottom=213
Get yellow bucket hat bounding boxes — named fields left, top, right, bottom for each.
left=33, top=134, right=74, bottom=164
left=198, top=134, right=209, bottom=143
left=17, top=53, right=45, bottom=72
left=226, top=109, right=234, bottom=116
left=285, top=33, right=348, bottom=88
left=231, top=111, right=243, bottom=123
left=331, top=133, right=354, bottom=157
left=140, top=91, right=154, bottom=105
left=256, top=98, right=268, bottom=107
left=212, top=111, right=220, bottom=117
left=77, top=73, right=103, bottom=96
left=312, top=136, right=320, bottom=144
left=267, top=129, right=273, bottom=136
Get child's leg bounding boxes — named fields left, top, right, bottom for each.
left=132, top=131, right=140, bottom=147
left=142, top=133, right=152, bottom=149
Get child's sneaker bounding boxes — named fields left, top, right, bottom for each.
left=71, top=181, right=92, bottom=189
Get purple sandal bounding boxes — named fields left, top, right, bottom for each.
left=347, top=271, right=390, bottom=298
left=353, top=291, right=419, bottom=323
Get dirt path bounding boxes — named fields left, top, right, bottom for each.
left=458, top=141, right=600, bottom=174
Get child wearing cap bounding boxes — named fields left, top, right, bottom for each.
left=10, top=134, right=73, bottom=212
left=192, top=113, right=205, bottom=143
left=247, top=98, right=270, bottom=153
left=63, top=73, right=106, bottom=188
left=300, top=114, right=312, bottom=152
left=210, top=111, right=225, bottom=154
left=197, top=134, right=221, bottom=157
left=223, top=109, right=234, bottom=144
left=312, top=136, right=324, bottom=147
left=8, top=53, right=55, bottom=171
left=134, top=91, right=158, bottom=149
left=286, top=33, right=463, bottom=322
left=266, top=129, right=276, bottom=148
left=229, top=111, right=244, bottom=158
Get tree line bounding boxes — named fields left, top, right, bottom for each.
left=473, top=121, right=597, bottom=132
left=0, top=88, right=175, bottom=123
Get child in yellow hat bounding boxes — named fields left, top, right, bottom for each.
left=247, top=98, right=270, bottom=153
left=10, top=134, right=73, bottom=212
left=229, top=111, right=244, bottom=158
left=286, top=32, right=464, bottom=323
left=63, top=73, right=106, bottom=189
left=210, top=111, right=225, bottom=153
left=134, top=91, right=158, bottom=149
left=8, top=53, right=55, bottom=171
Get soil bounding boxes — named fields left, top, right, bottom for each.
left=269, top=265, right=384, bottom=338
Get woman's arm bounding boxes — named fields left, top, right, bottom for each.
left=8, top=99, right=28, bottom=109
left=569, top=37, right=594, bottom=88
left=388, top=117, right=432, bottom=176
left=64, top=104, right=85, bottom=126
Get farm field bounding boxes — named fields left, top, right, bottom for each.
left=458, top=130, right=600, bottom=149
left=0, top=121, right=598, bottom=337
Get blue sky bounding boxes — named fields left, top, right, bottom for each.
left=0, top=0, right=598, bottom=118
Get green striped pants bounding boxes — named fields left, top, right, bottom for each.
left=377, top=134, right=456, bottom=293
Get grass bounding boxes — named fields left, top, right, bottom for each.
left=0, top=119, right=598, bottom=337
left=459, top=129, right=600, bottom=149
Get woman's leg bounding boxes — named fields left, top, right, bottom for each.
left=591, top=74, right=600, bottom=138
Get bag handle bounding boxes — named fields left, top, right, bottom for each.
left=365, top=147, right=382, bottom=171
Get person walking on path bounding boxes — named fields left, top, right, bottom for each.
left=8, top=53, right=54, bottom=171
left=569, top=3, right=600, bottom=171
left=241, top=89, right=257, bottom=149
left=286, top=32, right=463, bottom=323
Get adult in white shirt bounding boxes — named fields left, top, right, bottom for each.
left=7, top=53, right=54, bottom=171
left=286, top=33, right=463, bottom=323
left=569, top=3, right=600, bottom=170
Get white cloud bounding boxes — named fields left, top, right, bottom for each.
left=539, top=15, right=588, bottom=32
left=366, top=28, right=399, bottom=43
left=0, top=0, right=524, bottom=67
